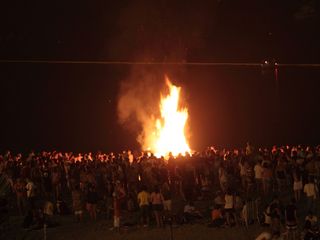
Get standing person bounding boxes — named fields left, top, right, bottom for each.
left=293, top=170, right=302, bottom=201
left=224, top=190, right=235, bottom=227
left=51, top=167, right=61, bottom=201
left=303, top=178, right=318, bottom=212
left=262, top=163, right=272, bottom=196
left=269, top=196, right=282, bottom=233
left=72, top=185, right=83, bottom=222
left=275, top=161, right=287, bottom=192
left=285, top=198, right=298, bottom=240
left=150, top=186, right=164, bottom=228
left=254, top=161, right=264, bottom=194
left=26, top=178, right=36, bottom=210
left=42, top=167, right=52, bottom=199
left=43, top=199, right=54, bottom=225
left=14, top=178, right=26, bottom=215
left=86, top=184, right=98, bottom=221
left=244, top=161, right=254, bottom=194
left=137, top=185, right=150, bottom=227
left=112, top=181, right=126, bottom=231
left=161, top=181, right=172, bottom=224
left=218, top=165, right=228, bottom=192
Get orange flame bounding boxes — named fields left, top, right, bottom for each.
left=147, top=76, right=191, bottom=158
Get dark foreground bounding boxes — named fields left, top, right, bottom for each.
left=3, top=215, right=263, bottom=240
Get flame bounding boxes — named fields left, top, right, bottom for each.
left=147, top=76, right=191, bottom=158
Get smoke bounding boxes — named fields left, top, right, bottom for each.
left=114, top=1, right=216, bottom=150
left=117, top=67, right=165, bottom=149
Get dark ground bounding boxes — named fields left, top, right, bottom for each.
left=3, top=215, right=263, bottom=240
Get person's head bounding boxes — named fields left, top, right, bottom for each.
left=308, top=210, right=314, bottom=217
left=226, top=189, right=232, bottom=195
left=272, top=231, right=281, bottom=238
left=272, top=195, right=279, bottom=202
left=188, top=201, right=194, bottom=206
left=305, top=220, right=312, bottom=230
left=140, top=185, right=147, bottom=192
left=308, top=176, right=314, bottom=183
left=154, top=185, right=160, bottom=193
left=88, top=184, right=95, bottom=191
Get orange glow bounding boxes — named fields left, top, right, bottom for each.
left=146, top=76, right=191, bottom=158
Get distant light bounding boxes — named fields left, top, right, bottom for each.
left=264, top=60, right=269, bottom=64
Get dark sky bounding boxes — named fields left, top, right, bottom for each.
left=0, top=0, right=320, bottom=153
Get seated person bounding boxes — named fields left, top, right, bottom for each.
left=262, top=205, right=272, bottom=227
left=183, top=201, right=202, bottom=223
left=208, top=205, right=225, bottom=227
left=255, top=231, right=283, bottom=240
left=303, top=222, right=319, bottom=240
left=43, top=200, right=54, bottom=225
left=214, top=191, right=225, bottom=209
left=305, top=211, right=318, bottom=228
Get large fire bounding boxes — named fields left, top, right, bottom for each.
left=147, top=76, right=191, bottom=158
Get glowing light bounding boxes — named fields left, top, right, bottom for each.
left=146, top=76, right=191, bottom=158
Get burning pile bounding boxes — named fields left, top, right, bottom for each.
left=146, top=76, right=191, bottom=158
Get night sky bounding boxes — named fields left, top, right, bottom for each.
left=1, top=1, right=320, bottom=153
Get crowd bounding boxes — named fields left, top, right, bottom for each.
left=1, top=143, right=320, bottom=239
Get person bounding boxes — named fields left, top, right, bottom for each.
left=51, top=167, right=61, bottom=200
left=219, top=165, right=228, bottom=192
left=254, top=161, right=264, bottom=194
left=43, top=199, right=54, bottom=225
left=275, top=161, right=287, bottom=192
left=214, top=191, right=225, bottom=209
left=234, top=193, right=243, bottom=226
left=208, top=205, right=225, bottom=228
left=183, top=201, right=202, bottom=223
left=72, top=185, right=83, bottom=222
left=304, top=178, right=318, bottom=212
left=42, top=168, right=52, bottom=199
left=293, top=170, right=302, bottom=201
left=112, top=181, right=126, bottom=230
left=244, top=161, right=254, bottom=194
left=262, top=163, right=272, bottom=195
left=263, top=205, right=272, bottom=227
left=305, top=211, right=318, bottom=228
left=137, top=185, right=150, bottom=227
left=269, top=196, right=282, bottom=233
left=256, top=231, right=283, bottom=240
left=285, top=198, right=298, bottom=240
left=26, top=178, right=36, bottom=210
left=14, top=178, right=26, bottom=215
left=224, top=190, right=235, bottom=226
left=86, top=184, right=98, bottom=220
left=303, top=224, right=320, bottom=240
left=161, top=182, right=172, bottom=214
left=150, top=186, right=164, bottom=228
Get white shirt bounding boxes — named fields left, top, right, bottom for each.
left=254, top=164, right=264, bottom=179
left=26, top=181, right=35, bottom=198
left=304, top=183, right=317, bottom=198
left=184, top=204, right=195, bottom=213
left=224, top=194, right=234, bottom=209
